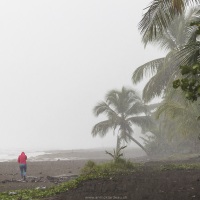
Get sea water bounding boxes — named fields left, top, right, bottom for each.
left=0, top=148, right=48, bottom=162
left=0, top=147, right=146, bottom=162
left=0, top=148, right=83, bottom=162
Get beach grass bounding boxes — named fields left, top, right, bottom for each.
left=160, top=163, right=200, bottom=171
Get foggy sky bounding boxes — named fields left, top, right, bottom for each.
left=0, top=0, right=165, bottom=151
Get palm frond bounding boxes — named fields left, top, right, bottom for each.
left=152, top=8, right=199, bottom=49
left=139, top=0, right=177, bottom=44
left=126, top=101, right=148, bottom=117
left=142, top=75, right=165, bottom=103
left=106, top=88, right=141, bottom=114
left=93, top=101, right=119, bottom=120
left=127, top=115, right=153, bottom=132
left=132, top=58, right=164, bottom=84
left=155, top=101, right=188, bottom=119
left=106, top=89, right=120, bottom=108
left=147, top=103, right=161, bottom=112
left=91, top=120, right=114, bottom=137
left=140, top=0, right=200, bottom=44
left=185, top=0, right=200, bottom=6
left=172, top=42, right=200, bottom=66
left=141, top=49, right=183, bottom=102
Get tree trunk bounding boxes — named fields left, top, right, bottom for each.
left=125, top=133, right=149, bottom=155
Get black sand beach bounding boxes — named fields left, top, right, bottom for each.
left=1, top=149, right=200, bottom=200
left=0, top=148, right=146, bottom=192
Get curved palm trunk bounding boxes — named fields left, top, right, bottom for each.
left=124, top=133, right=149, bottom=155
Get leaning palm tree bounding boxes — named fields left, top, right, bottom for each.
left=91, top=87, right=153, bottom=155
left=132, top=8, right=200, bottom=103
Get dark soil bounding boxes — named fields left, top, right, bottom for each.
left=44, top=162, right=200, bottom=200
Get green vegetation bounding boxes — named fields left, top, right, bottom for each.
left=81, top=159, right=142, bottom=177
left=143, top=93, right=200, bottom=156
left=160, top=163, right=200, bottom=171
left=0, top=159, right=142, bottom=200
left=172, top=21, right=200, bottom=102
left=105, top=135, right=128, bottom=162
left=0, top=178, right=80, bottom=200
left=173, top=63, right=200, bottom=101
left=105, top=145, right=127, bottom=163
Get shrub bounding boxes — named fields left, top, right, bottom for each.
left=81, top=160, right=96, bottom=174
left=81, top=159, right=142, bottom=177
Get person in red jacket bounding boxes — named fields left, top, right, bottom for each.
left=18, top=152, right=27, bottom=180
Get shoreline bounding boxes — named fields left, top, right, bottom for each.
left=0, top=148, right=147, bottom=192
left=0, top=159, right=108, bottom=192
left=0, top=147, right=146, bottom=162
left=0, top=152, right=198, bottom=194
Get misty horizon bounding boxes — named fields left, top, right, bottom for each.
left=0, top=0, right=165, bottom=150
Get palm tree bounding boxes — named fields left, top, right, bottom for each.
left=139, top=87, right=200, bottom=155
left=155, top=89, right=200, bottom=136
left=91, top=87, right=153, bottom=155
left=153, top=90, right=200, bottom=152
left=132, top=8, right=200, bottom=103
left=141, top=118, right=177, bottom=155
left=139, top=0, right=200, bottom=44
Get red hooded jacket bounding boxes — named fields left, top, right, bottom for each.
left=18, top=152, right=27, bottom=164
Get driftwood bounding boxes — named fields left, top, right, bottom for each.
left=2, top=179, right=14, bottom=184
left=46, top=174, right=78, bottom=183
left=2, top=178, right=24, bottom=183
left=26, top=176, right=45, bottom=182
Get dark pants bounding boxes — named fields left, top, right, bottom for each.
left=19, top=164, right=27, bottom=179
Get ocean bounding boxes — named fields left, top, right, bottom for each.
left=0, top=149, right=48, bottom=162
left=0, top=147, right=146, bottom=162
